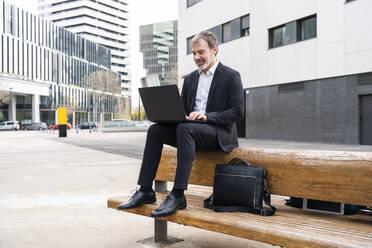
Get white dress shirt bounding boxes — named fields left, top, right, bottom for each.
left=193, top=60, right=219, bottom=114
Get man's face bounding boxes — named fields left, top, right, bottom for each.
left=191, top=39, right=217, bottom=71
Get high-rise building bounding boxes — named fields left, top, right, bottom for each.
left=179, top=0, right=372, bottom=145
left=38, top=0, right=131, bottom=102
left=140, top=20, right=178, bottom=86
left=0, top=0, right=125, bottom=126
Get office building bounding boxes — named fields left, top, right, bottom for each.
left=179, top=0, right=372, bottom=145
left=0, top=0, right=125, bottom=126
left=140, top=20, right=178, bottom=86
left=38, top=0, right=131, bottom=101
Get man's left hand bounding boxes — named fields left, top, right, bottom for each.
left=187, top=112, right=207, bottom=121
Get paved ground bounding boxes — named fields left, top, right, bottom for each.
left=0, top=130, right=275, bottom=248
left=1, top=130, right=371, bottom=248
left=51, top=129, right=372, bottom=160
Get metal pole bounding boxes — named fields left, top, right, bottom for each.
left=154, top=180, right=168, bottom=242
left=138, top=96, right=141, bottom=121
left=9, top=88, right=13, bottom=121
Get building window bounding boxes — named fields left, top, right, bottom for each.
left=269, top=25, right=286, bottom=48
left=241, top=14, right=250, bottom=36
left=269, top=14, right=316, bottom=49
left=222, top=22, right=231, bottom=43
left=208, top=25, right=222, bottom=44
left=187, top=36, right=193, bottom=55
left=187, top=0, right=202, bottom=8
left=186, top=13, right=250, bottom=54
left=297, top=15, right=317, bottom=41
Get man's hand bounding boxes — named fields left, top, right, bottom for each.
left=187, top=112, right=207, bottom=122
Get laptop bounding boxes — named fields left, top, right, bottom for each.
left=139, top=85, right=204, bottom=123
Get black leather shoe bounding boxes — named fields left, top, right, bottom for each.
left=118, top=189, right=156, bottom=210
left=150, top=193, right=187, bottom=218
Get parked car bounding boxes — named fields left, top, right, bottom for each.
left=21, top=120, right=32, bottom=130
left=48, top=123, right=72, bottom=130
left=0, top=121, right=20, bottom=131
left=23, top=122, right=47, bottom=130
left=78, top=122, right=98, bottom=129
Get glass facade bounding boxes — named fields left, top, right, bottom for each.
left=140, top=21, right=178, bottom=85
left=38, top=0, right=131, bottom=98
left=0, top=1, right=125, bottom=124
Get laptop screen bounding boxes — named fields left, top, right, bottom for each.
left=139, top=85, right=187, bottom=123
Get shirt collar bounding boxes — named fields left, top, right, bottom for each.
left=199, top=59, right=219, bottom=76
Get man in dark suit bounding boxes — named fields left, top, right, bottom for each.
left=118, top=31, right=244, bottom=217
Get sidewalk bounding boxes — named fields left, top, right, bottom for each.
left=40, top=129, right=372, bottom=160
left=0, top=131, right=273, bottom=248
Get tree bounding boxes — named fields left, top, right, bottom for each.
left=82, top=70, right=123, bottom=121
left=131, top=106, right=146, bottom=121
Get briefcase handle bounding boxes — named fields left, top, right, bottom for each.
left=228, top=158, right=251, bottom=167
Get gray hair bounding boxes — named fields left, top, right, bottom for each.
left=190, top=31, right=218, bottom=54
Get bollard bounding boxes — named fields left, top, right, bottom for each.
left=58, top=108, right=67, bottom=138
left=59, top=125, right=66, bottom=137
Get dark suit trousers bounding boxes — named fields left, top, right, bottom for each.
left=137, top=122, right=220, bottom=190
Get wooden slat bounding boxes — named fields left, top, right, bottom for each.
left=155, top=147, right=372, bottom=206
left=108, top=194, right=372, bottom=248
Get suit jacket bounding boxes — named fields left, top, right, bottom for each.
left=181, top=62, right=244, bottom=152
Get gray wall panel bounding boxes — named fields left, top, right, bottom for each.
left=245, top=75, right=367, bottom=144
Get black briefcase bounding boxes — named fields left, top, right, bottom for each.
left=204, top=158, right=276, bottom=216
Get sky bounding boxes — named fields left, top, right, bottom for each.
left=4, top=0, right=179, bottom=111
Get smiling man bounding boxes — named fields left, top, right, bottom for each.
left=118, top=31, right=244, bottom=217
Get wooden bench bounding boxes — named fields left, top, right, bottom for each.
left=108, top=146, right=372, bottom=248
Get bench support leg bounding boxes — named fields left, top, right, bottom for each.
left=154, top=180, right=168, bottom=242
left=154, top=219, right=167, bottom=242
left=155, top=180, right=167, bottom=192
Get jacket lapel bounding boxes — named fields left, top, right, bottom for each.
left=206, top=63, right=223, bottom=110
left=190, top=71, right=200, bottom=112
